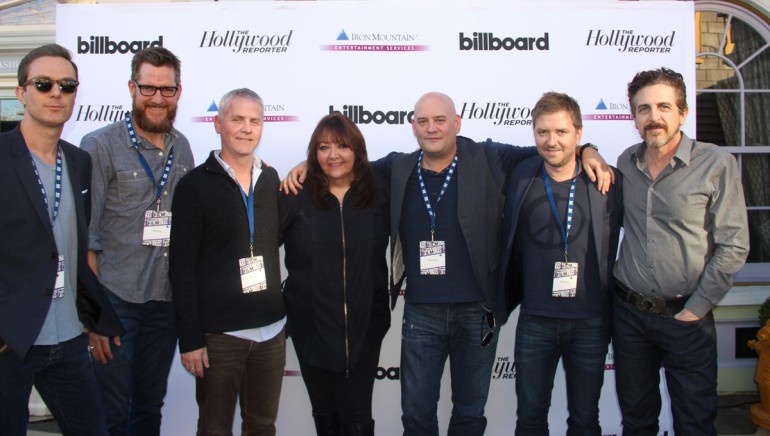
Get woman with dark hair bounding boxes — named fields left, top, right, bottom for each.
left=280, top=113, right=390, bottom=436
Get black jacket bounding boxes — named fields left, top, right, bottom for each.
left=170, top=151, right=286, bottom=353
left=280, top=172, right=390, bottom=373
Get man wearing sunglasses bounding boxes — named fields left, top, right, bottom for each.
left=80, top=47, right=194, bottom=436
left=0, top=44, right=124, bottom=435
left=499, top=92, right=622, bottom=435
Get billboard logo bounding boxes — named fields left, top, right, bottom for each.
left=459, top=32, right=550, bottom=51
left=329, top=105, right=414, bottom=125
left=585, top=29, right=675, bottom=53
left=77, top=36, right=163, bottom=55
left=375, top=367, right=400, bottom=380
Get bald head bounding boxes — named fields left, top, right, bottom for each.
left=416, top=92, right=456, bottom=114
left=412, top=92, right=461, bottom=166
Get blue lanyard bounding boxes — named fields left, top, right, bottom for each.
left=541, top=161, right=579, bottom=262
left=124, top=115, right=174, bottom=206
left=30, top=145, right=63, bottom=226
left=417, top=151, right=458, bottom=240
left=238, top=174, right=255, bottom=257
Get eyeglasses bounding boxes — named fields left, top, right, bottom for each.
left=133, top=80, right=179, bottom=97
left=24, top=78, right=79, bottom=94
left=480, top=311, right=496, bottom=347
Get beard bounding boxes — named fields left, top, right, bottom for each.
left=132, top=99, right=177, bottom=134
left=642, top=121, right=672, bottom=149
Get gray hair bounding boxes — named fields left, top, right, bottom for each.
left=218, top=88, right=264, bottom=116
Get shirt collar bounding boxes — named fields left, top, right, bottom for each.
left=630, top=131, right=693, bottom=168
left=213, top=150, right=263, bottom=188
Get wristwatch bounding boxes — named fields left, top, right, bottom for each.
left=578, top=143, right=599, bottom=158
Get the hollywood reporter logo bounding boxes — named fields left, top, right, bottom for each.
left=492, top=356, right=515, bottom=380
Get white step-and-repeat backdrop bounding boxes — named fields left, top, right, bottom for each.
left=57, top=1, right=694, bottom=434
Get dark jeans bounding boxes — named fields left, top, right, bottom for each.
left=0, top=334, right=108, bottom=436
left=613, top=297, right=718, bottom=436
left=196, top=331, right=286, bottom=436
left=400, top=302, right=499, bottom=436
left=514, top=313, right=610, bottom=436
left=298, top=341, right=382, bottom=425
left=94, top=291, right=177, bottom=436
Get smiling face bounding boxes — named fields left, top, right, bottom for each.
left=215, top=96, right=264, bottom=161
left=129, top=63, right=180, bottom=134
left=632, top=83, right=688, bottom=152
left=16, top=56, right=78, bottom=130
left=534, top=110, right=582, bottom=173
left=316, top=140, right=356, bottom=186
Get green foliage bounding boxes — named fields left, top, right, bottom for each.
left=759, top=296, right=770, bottom=327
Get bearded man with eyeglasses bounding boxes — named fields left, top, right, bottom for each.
left=0, top=43, right=124, bottom=436
left=80, top=46, right=194, bottom=436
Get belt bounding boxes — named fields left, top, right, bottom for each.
left=615, top=282, right=688, bottom=317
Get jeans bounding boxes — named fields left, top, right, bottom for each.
left=94, top=291, right=177, bottom=436
left=400, top=302, right=498, bottom=436
left=613, top=297, right=718, bottom=436
left=0, top=334, right=108, bottom=436
left=514, top=313, right=610, bottom=436
left=196, top=331, right=286, bottom=436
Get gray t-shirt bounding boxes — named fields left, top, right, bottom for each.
left=31, top=151, right=82, bottom=345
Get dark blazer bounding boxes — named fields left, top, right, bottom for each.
left=0, top=126, right=123, bottom=360
left=497, top=155, right=623, bottom=321
left=388, top=136, right=535, bottom=324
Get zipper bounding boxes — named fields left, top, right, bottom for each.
left=339, top=202, right=350, bottom=378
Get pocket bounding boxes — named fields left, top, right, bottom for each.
left=116, top=170, right=152, bottom=204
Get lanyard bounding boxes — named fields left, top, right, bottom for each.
left=238, top=175, right=255, bottom=257
left=124, top=115, right=174, bottom=209
left=542, top=161, right=579, bottom=262
left=417, top=151, right=458, bottom=241
left=30, top=145, right=63, bottom=226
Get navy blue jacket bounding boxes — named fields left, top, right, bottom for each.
left=0, top=127, right=123, bottom=360
left=497, top=155, right=623, bottom=320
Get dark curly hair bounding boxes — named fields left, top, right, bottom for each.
left=306, top=113, right=373, bottom=209
left=627, top=67, right=687, bottom=115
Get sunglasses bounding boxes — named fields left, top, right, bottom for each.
left=480, top=311, right=496, bottom=347
left=24, top=78, right=80, bottom=94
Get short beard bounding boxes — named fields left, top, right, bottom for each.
left=132, top=100, right=176, bottom=134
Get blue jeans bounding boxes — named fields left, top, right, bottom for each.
left=93, top=291, right=177, bottom=436
left=514, top=313, right=610, bottom=436
left=613, top=297, right=718, bottom=436
left=0, top=334, right=108, bottom=436
left=400, top=302, right=498, bottom=436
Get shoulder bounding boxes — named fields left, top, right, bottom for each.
left=61, top=139, right=91, bottom=162
left=261, top=165, right=280, bottom=183
left=170, top=128, right=194, bottom=153
left=80, top=121, right=126, bottom=151
left=691, top=140, right=735, bottom=164
left=393, top=149, right=419, bottom=164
